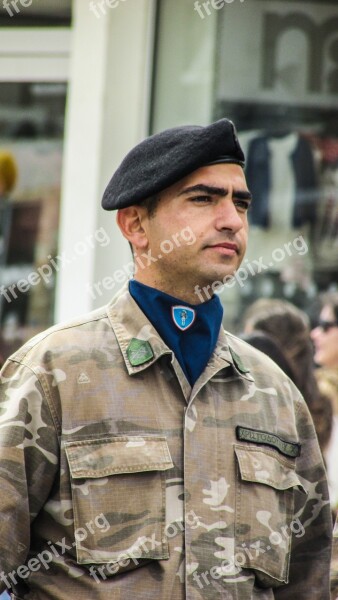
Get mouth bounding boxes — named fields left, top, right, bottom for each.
left=206, top=242, right=239, bottom=256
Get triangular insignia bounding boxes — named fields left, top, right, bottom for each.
left=78, top=372, right=90, bottom=384
left=172, top=305, right=196, bottom=331
left=127, top=338, right=154, bottom=367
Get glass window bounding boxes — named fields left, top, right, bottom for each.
left=0, top=0, right=71, bottom=26
left=152, top=0, right=338, bottom=330
left=0, top=81, right=66, bottom=363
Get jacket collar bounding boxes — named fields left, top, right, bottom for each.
left=106, top=283, right=253, bottom=383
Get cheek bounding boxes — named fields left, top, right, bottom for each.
left=148, top=229, right=167, bottom=252
left=329, top=332, right=338, bottom=354
left=242, top=219, right=249, bottom=237
left=319, top=334, right=338, bottom=361
left=239, top=228, right=248, bottom=254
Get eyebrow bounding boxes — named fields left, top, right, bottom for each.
left=177, top=183, right=252, bottom=201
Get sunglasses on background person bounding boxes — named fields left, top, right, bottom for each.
left=317, top=319, right=338, bottom=333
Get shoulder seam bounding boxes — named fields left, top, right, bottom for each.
left=13, top=308, right=109, bottom=362
left=5, top=360, right=61, bottom=440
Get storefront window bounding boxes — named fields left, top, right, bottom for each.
left=152, top=0, right=338, bottom=330
left=0, top=0, right=71, bottom=26
left=0, top=82, right=66, bottom=362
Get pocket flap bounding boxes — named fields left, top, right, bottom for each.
left=235, top=444, right=304, bottom=491
left=65, top=436, right=174, bottom=478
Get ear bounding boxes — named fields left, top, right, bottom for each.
left=116, top=206, right=149, bottom=250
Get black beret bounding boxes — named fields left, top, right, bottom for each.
left=102, top=118, right=245, bottom=211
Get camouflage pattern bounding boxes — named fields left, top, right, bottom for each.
left=0, top=283, right=332, bottom=599
left=332, top=517, right=338, bottom=599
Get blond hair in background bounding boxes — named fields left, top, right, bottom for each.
left=0, top=151, right=18, bottom=194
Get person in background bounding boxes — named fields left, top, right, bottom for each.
left=311, top=292, right=338, bottom=514
left=243, top=295, right=338, bottom=596
left=240, top=328, right=333, bottom=454
left=311, top=291, right=338, bottom=372
left=332, top=515, right=338, bottom=600
left=311, top=293, right=338, bottom=600
left=240, top=330, right=297, bottom=381
left=242, top=298, right=333, bottom=455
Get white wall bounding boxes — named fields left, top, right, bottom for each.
left=151, top=0, right=217, bottom=132
left=55, top=0, right=156, bottom=322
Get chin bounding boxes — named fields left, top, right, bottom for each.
left=316, top=355, right=326, bottom=367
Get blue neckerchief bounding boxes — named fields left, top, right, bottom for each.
left=129, top=280, right=223, bottom=386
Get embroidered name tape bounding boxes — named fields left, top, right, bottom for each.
left=236, top=426, right=301, bottom=458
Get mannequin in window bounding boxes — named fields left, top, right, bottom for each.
left=242, top=130, right=318, bottom=291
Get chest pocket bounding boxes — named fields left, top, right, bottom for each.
left=64, top=435, right=173, bottom=569
left=234, top=444, right=305, bottom=587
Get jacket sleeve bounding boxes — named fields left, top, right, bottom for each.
left=0, top=358, right=59, bottom=593
left=274, top=392, right=332, bottom=599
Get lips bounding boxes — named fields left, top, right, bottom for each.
left=207, top=242, right=239, bottom=253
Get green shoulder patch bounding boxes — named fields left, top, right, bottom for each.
left=229, top=346, right=250, bottom=374
left=236, top=425, right=301, bottom=458
left=127, top=338, right=154, bottom=367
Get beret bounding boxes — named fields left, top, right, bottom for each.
left=102, top=118, right=245, bottom=210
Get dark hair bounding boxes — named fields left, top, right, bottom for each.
left=241, top=319, right=333, bottom=453
left=240, top=330, right=296, bottom=381
left=138, top=193, right=161, bottom=218
left=243, top=299, right=318, bottom=407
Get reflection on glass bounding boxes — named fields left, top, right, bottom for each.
left=0, top=82, right=66, bottom=364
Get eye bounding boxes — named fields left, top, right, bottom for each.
left=190, top=195, right=212, bottom=203
left=234, top=199, right=251, bottom=211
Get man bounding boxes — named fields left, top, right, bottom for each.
left=0, top=119, right=332, bottom=599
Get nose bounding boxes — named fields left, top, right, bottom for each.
left=310, top=326, right=321, bottom=342
left=215, top=198, right=245, bottom=233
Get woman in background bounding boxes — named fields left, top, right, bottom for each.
left=311, top=291, right=338, bottom=516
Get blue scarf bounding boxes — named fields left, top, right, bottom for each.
left=129, top=280, right=223, bottom=386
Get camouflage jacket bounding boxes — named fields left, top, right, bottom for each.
left=0, top=284, right=332, bottom=599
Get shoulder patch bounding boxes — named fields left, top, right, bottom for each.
left=229, top=346, right=250, bottom=374
left=127, top=338, right=154, bottom=367
left=236, top=425, right=301, bottom=458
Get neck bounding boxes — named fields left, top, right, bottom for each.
left=134, top=274, right=211, bottom=305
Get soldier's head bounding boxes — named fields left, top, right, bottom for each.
left=102, top=119, right=251, bottom=303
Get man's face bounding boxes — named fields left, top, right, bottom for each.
left=134, top=163, right=251, bottom=302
